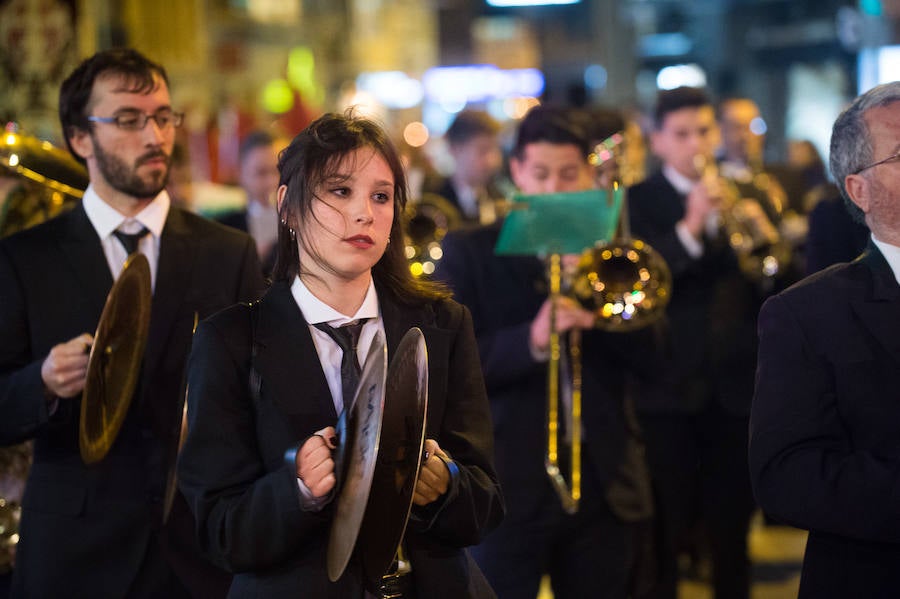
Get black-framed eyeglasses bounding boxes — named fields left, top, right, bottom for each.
left=853, top=150, right=900, bottom=174
left=87, top=108, right=184, bottom=132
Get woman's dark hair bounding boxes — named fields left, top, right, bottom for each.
left=272, top=110, right=450, bottom=305
left=59, top=48, right=168, bottom=163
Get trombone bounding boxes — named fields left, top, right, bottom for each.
left=545, top=252, right=582, bottom=514
left=544, top=146, right=671, bottom=514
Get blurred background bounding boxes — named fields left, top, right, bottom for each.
left=3, top=0, right=900, bottom=215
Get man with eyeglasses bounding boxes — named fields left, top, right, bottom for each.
left=750, top=81, right=900, bottom=597
left=0, top=48, right=264, bottom=597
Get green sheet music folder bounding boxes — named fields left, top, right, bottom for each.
left=494, top=187, right=623, bottom=256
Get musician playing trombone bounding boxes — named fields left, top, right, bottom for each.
left=177, top=111, right=504, bottom=598
left=435, top=105, right=656, bottom=599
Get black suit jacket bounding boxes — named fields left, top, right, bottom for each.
left=436, top=222, right=653, bottom=523
left=750, top=242, right=900, bottom=598
left=424, top=177, right=506, bottom=226
left=0, top=202, right=265, bottom=598
left=628, top=171, right=761, bottom=416
left=215, top=209, right=249, bottom=233
left=177, top=281, right=504, bottom=598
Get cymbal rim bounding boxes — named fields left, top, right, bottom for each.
left=326, top=333, right=388, bottom=582
left=358, top=327, right=429, bottom=592
left=79, top=253, right=152, bottom=464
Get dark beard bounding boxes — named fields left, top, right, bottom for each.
left=92, top=136, right=171, bottom=199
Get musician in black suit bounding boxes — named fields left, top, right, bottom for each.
left=436, top=105, right=654, bottom=599
left=423, top=110, right=506, bottom=225
left=751, top=81, right=900, bottom=598
left=177, top=112, right=504, bottom=598
left=215, top=130, right=281, bottom=274
left=627, top=87, right=760, bottom=599
left=0, top=49, right=265, bottom=598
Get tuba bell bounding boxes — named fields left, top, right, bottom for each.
left=1, top=124, right=87, bottom=236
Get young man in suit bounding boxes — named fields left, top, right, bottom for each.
left=751, top=81, right=900, bottom=598
left=0, top=48, right=264, bottom=597
left=436, top=105, right=655, bottom=599
left=216, top=130, right=282, bottom=271
left=627, top=86, right=760, bottom=599
left=425, top=109, right=506, bottom=225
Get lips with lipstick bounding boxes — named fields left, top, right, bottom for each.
left=344, top=234, right=375, bottom=249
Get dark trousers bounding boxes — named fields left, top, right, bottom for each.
left=639, top=402, right=755, bottom=599
left=471, top=452, right=645, bottom=599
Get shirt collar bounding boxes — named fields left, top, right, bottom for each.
left=82, top=184, right=170, bottom=239
left=290, top=276, right=380, bottom=326
left=871, top=234, right=900, bottom=285
left=246, top=198, right=276, bottom=218
left=662, top=164, right=697, bottom=196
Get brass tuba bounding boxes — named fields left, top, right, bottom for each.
left=1, top=125, right=87, bottom=236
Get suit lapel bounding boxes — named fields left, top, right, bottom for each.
left=59, top=204, right=114, bottom=325
left=378, top=291, right=453, bottom=435
left=851, top=244, right=900, bottom=364
left=143, top=207, right=194, bottom=380
left=378, top=289, right=432, bottom=360
left=255, top=282, right=337, bottom=419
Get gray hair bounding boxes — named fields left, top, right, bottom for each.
left=830, top=81, right=900, bottom=223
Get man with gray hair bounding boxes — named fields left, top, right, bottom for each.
left=750, top=81, right=900, bottom=598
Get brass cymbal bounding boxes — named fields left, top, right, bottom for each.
left=79, top=253, right=152, bottom=464
left=358, top=327, right=428, bottom=593
left=327, top=332, right=388, bottom=582
left=0, top=127, right=88, bottom=198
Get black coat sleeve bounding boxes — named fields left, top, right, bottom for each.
left=177, top=310, right=327, bottom=573
left=409, top=302, right=505, bottom=547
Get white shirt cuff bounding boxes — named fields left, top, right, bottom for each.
left=676, top=220, right=704, bottom=259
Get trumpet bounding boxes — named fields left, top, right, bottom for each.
left=694, top=155, right=790, bottom=286
left=545, top=181, right=671, bottom=514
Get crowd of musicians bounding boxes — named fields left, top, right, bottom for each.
left=0, top=47, right=897, bottom=599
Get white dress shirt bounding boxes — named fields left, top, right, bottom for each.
left=289, top=275, right=383, bottom=508
left=82, top=184, right=169, bottom=290
left=871, top=235, right=900, bottom=285
left=246, top=198, right=279, bottom=258
left=290, top=276, right=382, bottom=415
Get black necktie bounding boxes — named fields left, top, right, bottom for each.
left=113, top=226, right=150, bottom=255
left=314, top=319, right=369, bottom=409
